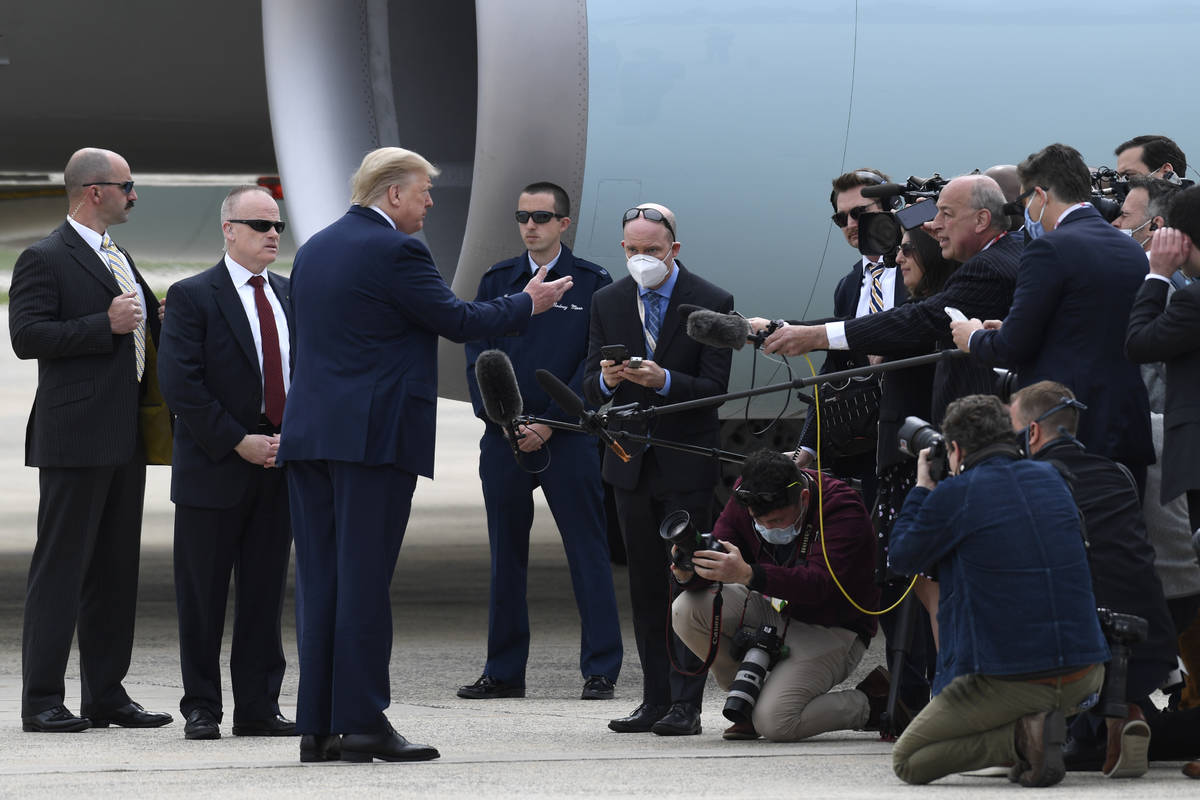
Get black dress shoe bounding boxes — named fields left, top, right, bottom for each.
left=87, top=702, right=172, bottom=728
left=184, top=709, right=220, bottom=740
left=457, top=674, right=525, bottom=699
left=340, top=722, right=439, bottom=763
left=300, top=734, right=342, bottom=762
left=582, top=675, right=615, bottom=700
left=22, top=705, right=91, bottom=733
left=652, top=703, right=702, bottom=736
left=232, top=713, right=297, bottom=736
left=608, top=703, right=669, bottom=733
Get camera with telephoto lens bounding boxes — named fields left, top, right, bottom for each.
left=659, top=509, right=722, bottom=572
left=1096, top=607, right=1148, bottom=718
left=723, top=624, right=787, bottom=724
left=897, top=416, right=950, bottom=482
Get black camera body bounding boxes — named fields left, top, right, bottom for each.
left=897, top=416, right=950, bottom=482
left=1089, top=166, right=1129, bottom=224
left=723, top=624, right=787, bottom=725
left=1096, top=607, right=1148, bottom=719
left=857, top=174, right=950, bottom=256
left=659, top=509, right=723, bottom=572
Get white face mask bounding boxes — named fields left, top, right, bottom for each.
left=626, top=253, right=670, bottom=288
left=753, top=519, right=800, bottom=545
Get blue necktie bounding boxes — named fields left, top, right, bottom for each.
left=643, top=291, right=663, bottom=356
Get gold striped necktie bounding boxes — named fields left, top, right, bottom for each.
left=867, top=263, right=886, bottom=314
left=101, top=235, right=145, bottom=381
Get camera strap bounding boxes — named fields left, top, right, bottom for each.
left=667, top=582, right=725, bottom=676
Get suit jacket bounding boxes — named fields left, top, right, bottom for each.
left=583, top=263, right=733, bottom=492
left=276, top=205, right=533, bottom=478
left=972, top=207, right=1153, bottom=468
left=9, top=220, right=162, bottom=467
left=1125, top=277, right=1200, bottom=502
left=157, top=259, right=295, bottom=508
left=843, top=232, right=1023, bottom=424
left=799, top=258, right=908, bottom=452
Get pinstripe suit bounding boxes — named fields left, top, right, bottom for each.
left=9, top=220, right=162, bottom=718
left=842, top=232, right=1023, bottom=423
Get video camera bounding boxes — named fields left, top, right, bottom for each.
left=1089, top=166, right=1128, bottom=223
left=856, top=174, right=950, bottom=256
left=659, top=509, right=723, bottom=572
left=897, top=416, right=950, bottom=482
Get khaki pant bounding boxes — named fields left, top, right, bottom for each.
left=892, top=665, right=1104, bottom=785
left=672, top=583, right=868, bottom=741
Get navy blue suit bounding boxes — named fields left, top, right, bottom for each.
left=157, top=259, right=294, bottom=723
left=970, top=207, right=1154, bottom=475
left=278, top=205, right=534, bottom=734
left=464, top=245, right=622, bottom=686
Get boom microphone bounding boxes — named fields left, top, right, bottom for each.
left=686, top=309, right=752, bottom=350
left=860, top=182, right=907, bottom=199
left=475, top=349, right=524, bottom=453
left=535, top=369, right=631, bottom=462
left=676, top=303, right=708, bottom=321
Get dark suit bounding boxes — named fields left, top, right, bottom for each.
left=583, top=263, right=733, bottom=707
left=843, top=231, right=1023, bottom=423
left=971, top=207, right=1154, bottom=476
left=277, top=205, right=534, bottom=735
left=1126, top=277, right=1200, bottom=506
left=9, top=220, right=162, bottom=717
left=157, top=259, right=294, bottom=723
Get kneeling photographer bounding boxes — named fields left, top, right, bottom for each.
left=669, top=450, right=881, bottom=742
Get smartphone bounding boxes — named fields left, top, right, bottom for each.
left=600, top=344, right=629, bottom=364
left=627, top=356, right=644, bottom=370
left=896, top=198, right=938, bottom=230
left=944, top=306, right=967, bottom=322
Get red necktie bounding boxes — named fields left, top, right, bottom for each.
left=248, top=275, right=286, bottom=427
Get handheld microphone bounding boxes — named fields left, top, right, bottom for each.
left=686, top=309, right=752, bottom=350
left=475, top=349, right=525, bottom=454
left=535, top=369, right=631, bottom=462
left=859, top=182, right=907, bottom=199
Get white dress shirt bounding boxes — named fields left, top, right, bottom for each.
left=225, top=255, right=292, bottom=409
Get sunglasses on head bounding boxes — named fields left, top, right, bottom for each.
left=515, top=210, right=565, bottom=224
left=622, top=207, right=676, bottom=241
left=83, top=180, right=135, bottom=194
left=831, top=204, right=877, bottom=228
left=733, top=480, right=800, bottom=512
left=227, top=219, right=286, bottom=233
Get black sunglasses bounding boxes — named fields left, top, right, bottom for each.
left=228, top=219, right=286, bottom=234
left=83, top=180, right=135, bottom=194
left=831, top=204, right=877, bottom=228
left=899, top=242, right=918, bottom=256
left=622, top=207, right=676, bottom=241
left=515, top=210, right=565, bottom=224
left=733, top=480, right=800, bottom=511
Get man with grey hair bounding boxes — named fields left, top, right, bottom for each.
left=157, top=185, right=297, bottom=741
left=10, top=147, right=171, bottom=733
left=1114, top=176, right=1181, bottom=254
left=277, top=147, right=572, bottom=764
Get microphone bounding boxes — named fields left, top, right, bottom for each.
left=535, top=369, right=631, bottom=462
left=686, top=309, right=752, bottom=350
left=475, top=349, right=525, bottom=453
left=676, top=303, right=708, bottom=322
left=860, top=182, right=907, bottom=199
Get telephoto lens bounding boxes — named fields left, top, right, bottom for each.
left=723, top=625, right=784, bottom=724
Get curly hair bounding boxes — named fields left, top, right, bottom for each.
left=941, top=394, right=1014, bottom=456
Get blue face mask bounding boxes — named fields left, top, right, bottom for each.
left=1024, top=191, right=1046, bottom=240
left=753, top=517, right=800, bottom=545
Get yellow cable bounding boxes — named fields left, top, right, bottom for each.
left=803, top=353, right=915, bottom=616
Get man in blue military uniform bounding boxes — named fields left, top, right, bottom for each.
left=459, top=181, right=623, bottom=701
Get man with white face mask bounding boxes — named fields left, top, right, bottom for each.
left=670, top=450, right=882, bottom=742
left=585, top=203, right=733, bottom=736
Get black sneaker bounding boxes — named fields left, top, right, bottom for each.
left=581, top=675, right=615, bottom=700
left=457, top=674, right=525, bottom=699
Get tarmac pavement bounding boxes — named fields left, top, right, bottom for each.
left=0, top=310, right=1194, bottom=798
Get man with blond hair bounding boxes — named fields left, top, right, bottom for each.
left=278, top=147, right=573, bottom=764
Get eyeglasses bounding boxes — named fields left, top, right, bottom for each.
left=733, top=480, right=800, bottom=511
left=622, top=207, right=676, bottom=241
left=228, top=219, right=286, bottom=233
left=831, top=204, right=877, bottom=228
left=515, top=210, right=565, bottom=224
left=899, top=242, right=918, bottom=256
left=83, top=180, right=135, bottom=194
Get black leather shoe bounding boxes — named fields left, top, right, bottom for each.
left=300, top=734, right=342, bottom=762
left=608, top=703, right=669, bottom=733
left=22, top=705, right=91, bottom=733
left=184, top=708, right=220, bottom=740
left=233, top=713, right=297, bottom=736
left=652, top=703, right=702, bottom=736
left=457, top=674, right=525, bottom=699
left=340, top=722, right=439, bottom=763
left=582, top=675, right=615, bottom=700
left=88, top=702, right=172, bottom=728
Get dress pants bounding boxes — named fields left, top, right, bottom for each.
left=612, top=454, right=711, bottom=707
left=174, top=467, right=290, bottom=722
left=479, top=430, right=622, bottom=684
left=288, top=459, right=416, bottom=735
left=22, top=460, right=145, bottom=716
